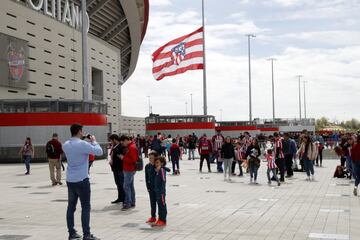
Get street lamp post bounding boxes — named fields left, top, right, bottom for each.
left=303, top=81, right=307, bottom=120
left=81, top=0, right=89, bottom=100
left=246, top=34, right=256, bottom=122
left=185, top=102, right=188, bottom=115
left=296, top=75, right=303, bottom=120
left=146, top=96, right=151, bottom=115
left=267, top=58, right=277, bottom=123
left=190, top=93, right=193, bottom=115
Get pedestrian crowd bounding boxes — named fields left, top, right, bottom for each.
left=17, top=125, right=360, bottom=240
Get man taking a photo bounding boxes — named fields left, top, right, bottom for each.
left=63, top=124, right=103, bottom=240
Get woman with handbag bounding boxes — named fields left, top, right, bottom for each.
left=19, top=137, right=34, bottom=175
left=297, top=135, right=318, bottom=181
left=245, top=138, right=261, bottom=184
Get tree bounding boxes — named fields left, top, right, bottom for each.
left=316, top=117, right=329, bottom=131
left=343, top=118, right=360, bottom=130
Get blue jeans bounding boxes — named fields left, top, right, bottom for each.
left=353, top=161, right=360, bottom=187
left=172, top=158, right=179, bottom=172
left=303, top=157, right=314, bottom=177
left=267, top=168, right=279, bottom=182
left=249, top=161, right=258, bottom=181
left=346, top=156, right=354, bottom=177
left=23, top=155, right=31, bottom=172
left=188, top=149, right=195, bottom=160
left=66, top=178, right=91, bottom=236
left=123, top=171, right=136, bottom=206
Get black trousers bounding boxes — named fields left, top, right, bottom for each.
left=113, top=171, right=125, bottom=202
left=156, top=193, right=167, bottom=222
left=275, top=158, right=285, bottom=181
left=148, top=190, right=156, bottom=218
left=172, top=158, right=179, bottom=172
left=231, top=160, right=243, bottom=175
left=340, top=157, right=346, bottom=167
left=316, top=148, right=323, bottom=165
left=200, top=154, right=211, bottom=171
left=284, top=154, right=293, bottom=176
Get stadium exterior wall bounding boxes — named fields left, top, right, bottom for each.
left=0, top=0, right=141, bottom=134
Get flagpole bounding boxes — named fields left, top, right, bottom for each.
left=202, top=0, right=208, bottom=115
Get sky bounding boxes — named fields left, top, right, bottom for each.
left=121, top=0, right=360, bottom=122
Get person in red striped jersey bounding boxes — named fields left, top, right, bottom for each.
left=232, top=142, right=244, bottom=176
left=242, top=132, right=252, bottom=173
left=212, top=130, right=225, bottom=173
left=274, top=132, right=286, bottom=182
left=265, top=149, right=280, bottom=186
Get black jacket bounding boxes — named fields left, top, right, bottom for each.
left=188, top=136, right=197, bottom=149
left=111, top=144, right=125, bottom=172
left=282, top=139, right=291, bottom=155
left=245, top=145, right=261, bottom=159
left=154, top=167, right=166, bottom=195
left=221, top=143, right=235, bottom=159
left=145, top=163, right=156, bottom=191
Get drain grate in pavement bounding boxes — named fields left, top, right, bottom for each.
left=200, top=177, right=210, bottom=179
left=309, top=233, right=349, bottom=240
left=122, top=223, right=139, bottom=228
left=330, top=183, right=350, bottom=186
left=29, top=192, right=50, bottom=195
left=170, top=184, right=187, bottom=187
left=52, top=199, right=67, bottom=202
left=173, top=203, right=203, bottom=208
left=206, top=190, right=227, bottom=193
left=325, top=193, right=350, bottom=197
left=337, top=183, right=350, bottom=186
left=0, top=235, right=31, bottom=240
left=13, top=186, right=31, bottom=189
left=258, top=198, right=278, bottom=202
left=121, top=223, right=161, bottom=231
left=234, top=208, right=263, bottom=216
left=320, top=209, right=350, bottom=213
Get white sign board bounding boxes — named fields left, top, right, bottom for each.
left=26, top=0, right=89, bottom=31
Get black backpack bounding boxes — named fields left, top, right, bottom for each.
left=46, top=142, right=57, bottom=157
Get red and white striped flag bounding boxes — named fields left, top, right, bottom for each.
left=152, top=27, right=204, bottom=81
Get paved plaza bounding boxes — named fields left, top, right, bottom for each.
left=1, top=156, right=360, bottom=240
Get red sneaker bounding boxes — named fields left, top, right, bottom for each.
left=154, top=220, right=166, bottom=227
left=146, top=217, right=156, bottom=223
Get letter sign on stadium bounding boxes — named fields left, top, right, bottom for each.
left=26, top=0, right=88, bottom=31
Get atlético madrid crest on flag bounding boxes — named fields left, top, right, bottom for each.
left=152, top=27, right=204, bottom=81
left=171, top=42, right=186, bottom=65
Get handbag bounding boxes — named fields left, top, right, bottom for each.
left=136, top=155, right=144, bottom=171
left=254, top=158, right=261, bottom=167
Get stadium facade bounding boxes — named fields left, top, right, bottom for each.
left=0, top=0, right=149, bottom=162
